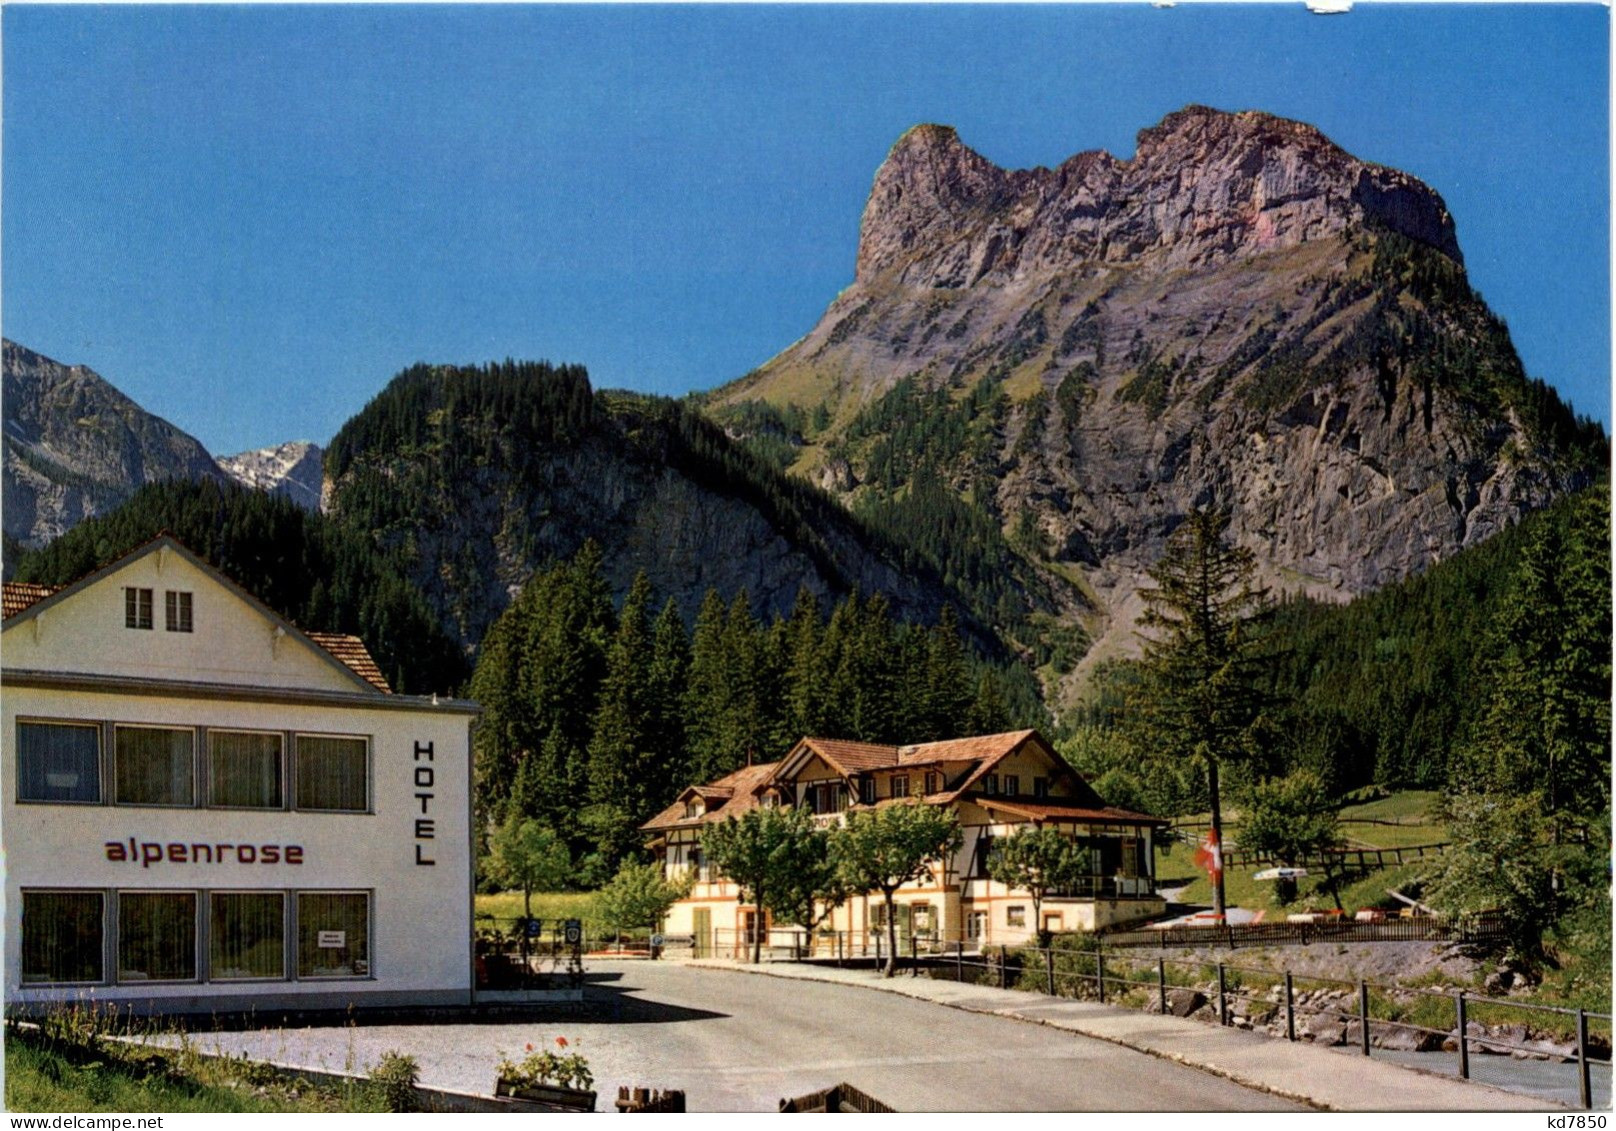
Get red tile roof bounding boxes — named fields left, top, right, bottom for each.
left=2, top=582, right=58, bottom=619
left=306, top=632, right=392, bottom=693
left=898, top=729, right=1037, bottom=765
left=642, top=761, right=781, bottom=831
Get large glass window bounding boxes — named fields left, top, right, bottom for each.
left=211, top=893, right=285, bottom=980
left=118, top=892, right=197, bottom=982
left=295, top=735, right=368, bottom=811
left=297, top=893, right=370, bottom=978
left=22, top=891, right=104, bottom=983
left=17, top=720, right=101, bottom=803
left=209, top=730, right=283, bottom=808
left=114, top=726, right=194, bottom=806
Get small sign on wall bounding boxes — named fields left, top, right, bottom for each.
left=317, top=930, right=346, bottom=948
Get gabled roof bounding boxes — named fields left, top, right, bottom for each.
left=2, top=535, right=388, bottom=696
left=642, top=761, right=781, bottom=831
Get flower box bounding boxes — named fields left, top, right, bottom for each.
left=495, top=1078, right=596, bottom=1111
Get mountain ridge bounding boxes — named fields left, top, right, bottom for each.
left=710, top=105, right=1603, bottom=699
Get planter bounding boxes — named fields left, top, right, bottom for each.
left=495, top=1079, right=596, bottom=1111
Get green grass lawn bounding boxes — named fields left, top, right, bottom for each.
left=1168, top=791, right=1446, bottom=915
left=4, top=1030, right=379, bottom=1113
left=475, top=891, right=603, bottom=933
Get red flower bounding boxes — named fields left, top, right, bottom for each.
left=556, top=1037, right=569, bottom=1048
left=524, top=1043, right=534, bottom=1052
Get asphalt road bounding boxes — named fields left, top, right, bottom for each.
left=180, top=960, right=1304, bottom=1112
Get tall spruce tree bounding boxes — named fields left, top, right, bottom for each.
left=684, top=589, right=734, bottom=783
left=583, top=572, right=658, bottom=867
left=1134, top=507, right=1272, bottom=921
left=646, top=596, right=692, bottom=799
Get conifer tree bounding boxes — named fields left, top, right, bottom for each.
left=584, top=572, right=657, bottom=866
left=646, top=595, right=691, bottom=799
left=1134, top=507, right=1272, bottom=921
left=684, top=589, right=734, bottom=783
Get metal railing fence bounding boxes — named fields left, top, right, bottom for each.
left=900, top=940, right=1611, bottom=1110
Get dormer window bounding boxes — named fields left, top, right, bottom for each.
left=890, top=776, right=910, bottom=799
left=165, top=591, right=193, bottom=633
left=923, top=772, right=939, bottom=796
left=124, top=587, right=153, bottom=630
left=860, top=778, right=876, bottom=805
left=686, top=798, right=705, bottom=819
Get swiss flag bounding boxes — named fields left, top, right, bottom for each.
left=1193, top=828, right=1223, bottom=882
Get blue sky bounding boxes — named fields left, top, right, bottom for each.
left=3, top=4, right=1609, bottom=454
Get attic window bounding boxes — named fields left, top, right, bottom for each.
left=923, top=772, right=939, bottom=796
left=1003, top=775, right=1020, bottom=797
left=124, top=588, right=153, bottom=630
left=983, top=774, right=999, bottom=796
left=890, top=776, right=910, bottom=799
left=686, top=799, right=705, bottom=819
left=166, top=591, right=193, bottom=633
left=1034, top=776, right=1050, bottom=799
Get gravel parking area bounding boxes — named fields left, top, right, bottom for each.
left=170, top=960, right=1303, bottom=1111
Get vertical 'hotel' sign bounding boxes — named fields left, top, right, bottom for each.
left=413, top=740, right=436, bottom=866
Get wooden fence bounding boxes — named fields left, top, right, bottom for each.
left=779, top=1082, right=895, bottom=1112
left=1102, top=914, right=1503, bottom=950
left=1218, top=842, right=1449, bottom=871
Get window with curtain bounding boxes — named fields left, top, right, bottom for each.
left=209, top=730, right=283, bottom=808
left=114, top=726, right=194, bottom=806
left=124, top=587, right=152, bottom=629
left=22, top=891, right=104, bottom=983
left=118, top=892, right=197, bottom=981
left=165, top=590, right=193, bottom=633
left=17, top=721, right=101, bottom=803
left=211, top=893, right=285, bottom=980
left=295, top=735, right=368, bottom=811
left=297, top=892, right=370, bottom=978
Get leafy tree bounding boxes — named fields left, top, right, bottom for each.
left=987, top=826, right=1088, bottom=945
left=1134, top=507, right=1272, bottom=919
left=593, top=860, right=693, bottom=939
left=1426, top=792, right=1561, bottom=964
left=831, top=803, right=962, bottom=976
left=1236, top=770, right=1340, bottom=907
left=702, top=804, right=825, bottom=964
left=487, top=818, right=571, bottom=922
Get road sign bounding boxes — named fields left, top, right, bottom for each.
left=563, top=919, right=582, bottom=945
left=525, top=917, right=543, bottom=937
left=651, top=933, right=665, bottom=948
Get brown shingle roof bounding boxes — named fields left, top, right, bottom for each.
left=2, top=582, right=58, bottom=619
left=306, top=632, right=392, bottom=693
left=799, top=737, right=903, bottom=773
left=642, top=761, right=781, bottom=831
left=897, top=729, right=1037, bottom=765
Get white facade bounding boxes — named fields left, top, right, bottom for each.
left=2, top=538, right=479, bottom=1015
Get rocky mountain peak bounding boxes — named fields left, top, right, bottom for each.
left=855, top=104, right=1460, bottom=287
left=2, top=339, right=228, bottom=552
left=218, top=440, right=325, bottom=512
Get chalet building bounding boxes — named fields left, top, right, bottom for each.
left=643, top=730, right=1166, bottom=954
left=2, top=536, right=479, bottom=1015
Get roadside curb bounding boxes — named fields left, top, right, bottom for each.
left=682, top=960, right=1568, bottom=1112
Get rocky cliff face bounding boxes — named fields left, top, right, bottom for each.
left=218, top=441, right=324, bottom=511
left=717, top=106, right=1603, bottom=694
left=3, top=340, right=228, bottom=552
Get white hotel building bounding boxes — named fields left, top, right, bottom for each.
left=2, top=536, right=479, bottom=1015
